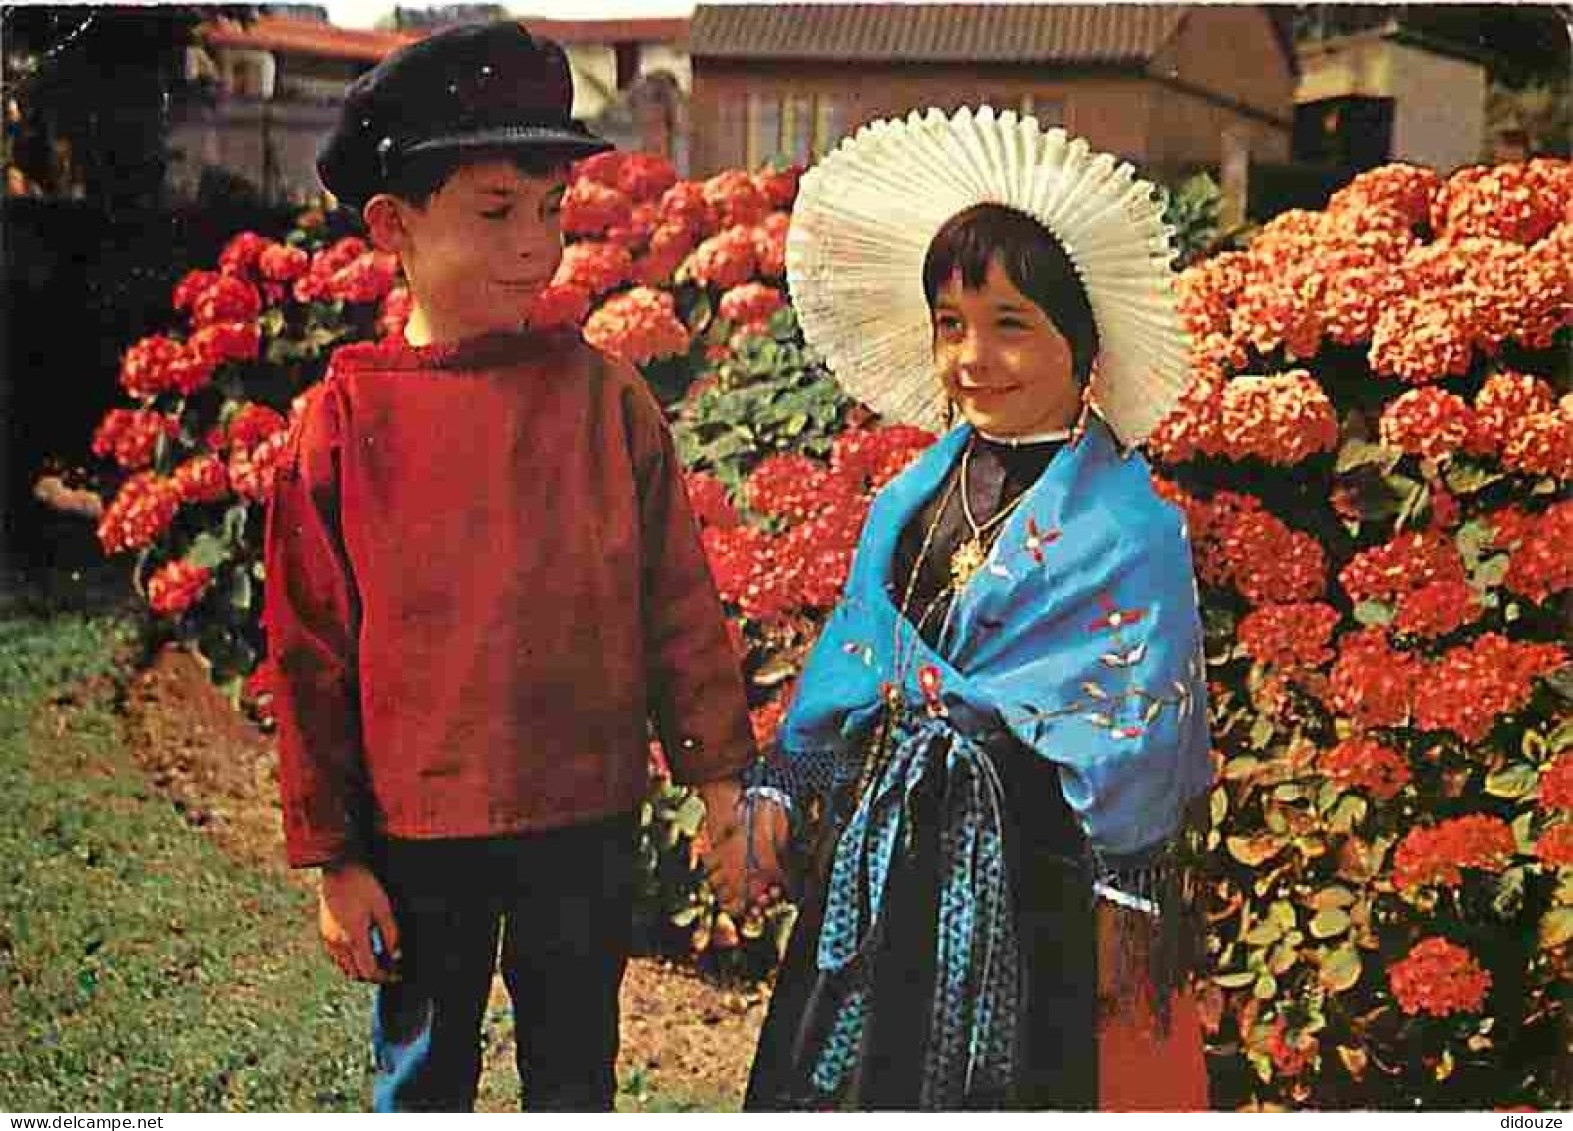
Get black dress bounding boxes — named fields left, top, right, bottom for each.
left=745, top=435, right=1102, bottom=1110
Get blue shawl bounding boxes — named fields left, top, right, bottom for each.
left=761, top=417, right=1212, bottom=1105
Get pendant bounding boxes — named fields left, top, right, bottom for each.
left=950, top=537, right=987, bottom=590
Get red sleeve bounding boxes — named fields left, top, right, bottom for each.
left=262, top=379, right=369, bottom=868
left=621, top=370, right=758, bottom=787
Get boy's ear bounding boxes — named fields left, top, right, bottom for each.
left=363, top=194, right=412, bottom=254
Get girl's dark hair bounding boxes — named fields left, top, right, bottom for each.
left=921, top=203, right=1100, bottom=385
left=386, top=147, right=572, bottom=208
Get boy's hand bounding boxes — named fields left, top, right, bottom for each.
left=696, top=779, right=789, bottom=915
left=318, top=860, right=401, bottom=983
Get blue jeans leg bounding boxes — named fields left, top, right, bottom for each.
left=370, top=901, right=500, bottom=1112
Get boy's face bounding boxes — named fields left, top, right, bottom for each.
left=369, top=160, right=566, bottom=344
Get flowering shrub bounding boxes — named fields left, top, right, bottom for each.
left=1153, top=160, right=1570, bottom=1109
left=89, top=152, right=1570, bottom=1102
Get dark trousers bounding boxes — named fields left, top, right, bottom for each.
left=367, top=812, right=636, bottom=1112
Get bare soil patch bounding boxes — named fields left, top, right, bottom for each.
left=120, top=645, right=766, bottom=1110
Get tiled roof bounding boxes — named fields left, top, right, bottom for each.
left=520, top=18, right=690, bottom=45
left=689, top=4, right=1190, bottom=64
left=201, top=16, right=423, bottom=62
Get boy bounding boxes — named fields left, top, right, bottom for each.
left=264, top=22, right=772, bottom=1112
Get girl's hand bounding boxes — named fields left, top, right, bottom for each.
left=697, top=779, right=789, bottom=914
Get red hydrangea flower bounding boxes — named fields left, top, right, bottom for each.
left=703, top=169, right=771, bottom=229
left=97, top=472, right=180, bottom=554
left=1218, top=370, right=1338, bottom=464
left=327, top=250, right=399, bottom=304
left=1237, top=602, right=1340, bottom=669
left=581, top=286, right=690, bottom=364
left=718, top=282, right=785, bottom=331
left=615, top=154, right=679, bottom=203
left=259, top=242, right=310, bottom=282
left=1264, top=1018, right=1319, bottom=1079
left=1392, top=814, right=1516, bottom=889
left=224, top=404, right=289, bottom=453
left=1327, top=627, right=1419, bottom=729
left=684, top=226, right=758, bottom=290
left=746, top=454, right=846, bottom=523
left=702, top=524, right=773, bottom=609
left=830, top=425, right=935, bottom=493
left=573, top=151, right=625, bottom=186
left=189, top=321, right=261, bottom=369
left=173, top=454, right=230, bottom=504
left=1393, top=578, right=1482, bottom=639
left=91, top=409, right=177, bottom=471
left=1501, top=409, right=1573, bottom=481
left=658, top=181, right=718, bottom=238
left=1317, top=737, right=1411, bottom=800
left=523, top=283, right=590, bottom=330
left=1368, top=293, right=1475, bottom=383
left=1339, top=530, right=1466, bottom=605
left=683, top=471, right=739, bottom=529
left=1540, top=752, right=1573, bottom=812
left=773, top=494, right=870, bottom=611
left=1497, top=500, right=1573, bottom=604
left=1413, top=634, right=1567, bottom=743
left=1326, top=163, right=1441, bottom=229
left=752, top=212, right=790, bottom=278
left=228, top=429, right=290, bottom=501
left=1379, top=386, right=1475, bottom=461
left=1433, top=162, right=1565, bottom=245
left=147, top=560, right=213, bottom=617
left=192, top=274, right=263, bottom=328
left=1535, top=823, right=1573, bottom=866
left=1387, top=937, right=1492, bottom=1017
left=218, top=231, right=274, bottom=277
left=172, top=270, right=220, bottom=313
left=754, top=165, right=802, bottom=210
left=119, top=335, right=187, bottom=398
left=561, top=179, right=634, bottom=237
left=1195, top=492, right=1327, bottom=604
left=1472, top=370, right=1556, bottom=454
left=553, top=241, right=633, bottom=296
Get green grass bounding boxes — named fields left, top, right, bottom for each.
left=0, top=611, right=730, bottom=1112
left=0, top=614, right=370, bottom=1110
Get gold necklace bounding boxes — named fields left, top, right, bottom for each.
left=951, top=442, right=1029, bottom=591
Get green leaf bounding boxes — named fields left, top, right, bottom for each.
left=1210, top=787, right=1229, bottom=828
left=1252, top=973, right=1278, bottom=1000
left=185, top=533, right=231, bottom=570
left=1320, top=944, right=1362, bottom=992
left=1493, top=866, right=1527, bottom=918
left=229, top=568, right=253, bottom=613
left=1512, top=811, right=1538, bottom=855
left=1485, top=762, right=1540, bottom=800
left=1249, top=716, right=1275, bottom=750
left=1443, top=459, right=1504, bottom=496
left=1310, top=908, right=1351, bottom=939
left=1311, top=884, right=1356, bottom=911
left=1549, top=716, right=1573, bottom=754
left=1243, top=921, right=1283, bottom=947
left=1227, top=835, right=1287, bottom=866
left=1327, top=794, right=1369, bottom=835
left=1353, top=601, right=1394, bottom=627
left=1213, top=970, right=1256, bottom=989
left=1335, top=438, right=1401, bottom=474
left=1454, top=518, right=1494, bottom=566
left=1472, top=554, right=1511, bottom=590
left=1538, top=908, right=1573, bottom=950
left=1522, top=728, right=1549, bottom=763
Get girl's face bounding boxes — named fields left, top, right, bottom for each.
left=931, top=257, right=1083, bottom=438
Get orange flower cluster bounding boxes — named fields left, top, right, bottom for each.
left=118, top=334, right=216, bottom=398
left=581, top=287, right=691, bottom=364
left=1216, top=370, right=1339, bottom=464
left=147, top=560, right=213, bottom=617
left=1338, top=531, right=1465, bottom=605
left=1317, top=737, right=1412, bottom=800
left=718, top=282, right=786, bottom=336
left=1237, top=601, right=1340, bottom=670
left=91, top=409, right=177, bottom=471
left=1392, top=813, right=1516, bottom=890
left=1189, top=490, right=1327, bottom=604
left=1535, top=823, right=1573, bottom=866
left=1379, top=387, right=1475, bottom=461
left=829, top=425, right=936, bottom=494
left=97, top=471, right=181, bottom=554
left=1540, top=751, right=1573, bottom=812
left=227, top=429, right=290, bottom=502
left=1387, top=937, right=1493, bottom=1017
left=1328, top=627, right=1421, bottom=730
left=554, top=241, right=634, bottom=296
left=1392, top=578, right=1482, bottom=640
left=172, top=454, right=230, bottom=505
left=682, top=471, right=740, bottom=530
left=1412, top=634, right=1567, bottom=743
left=523, top=283, right=591, bottom=330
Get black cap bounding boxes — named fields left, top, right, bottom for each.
left=317, top=21, right=612, bottom=211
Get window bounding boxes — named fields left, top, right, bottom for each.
left=1019, top=94, right=1065, bottom=127
left=745, top=92, right=847, bottom=167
